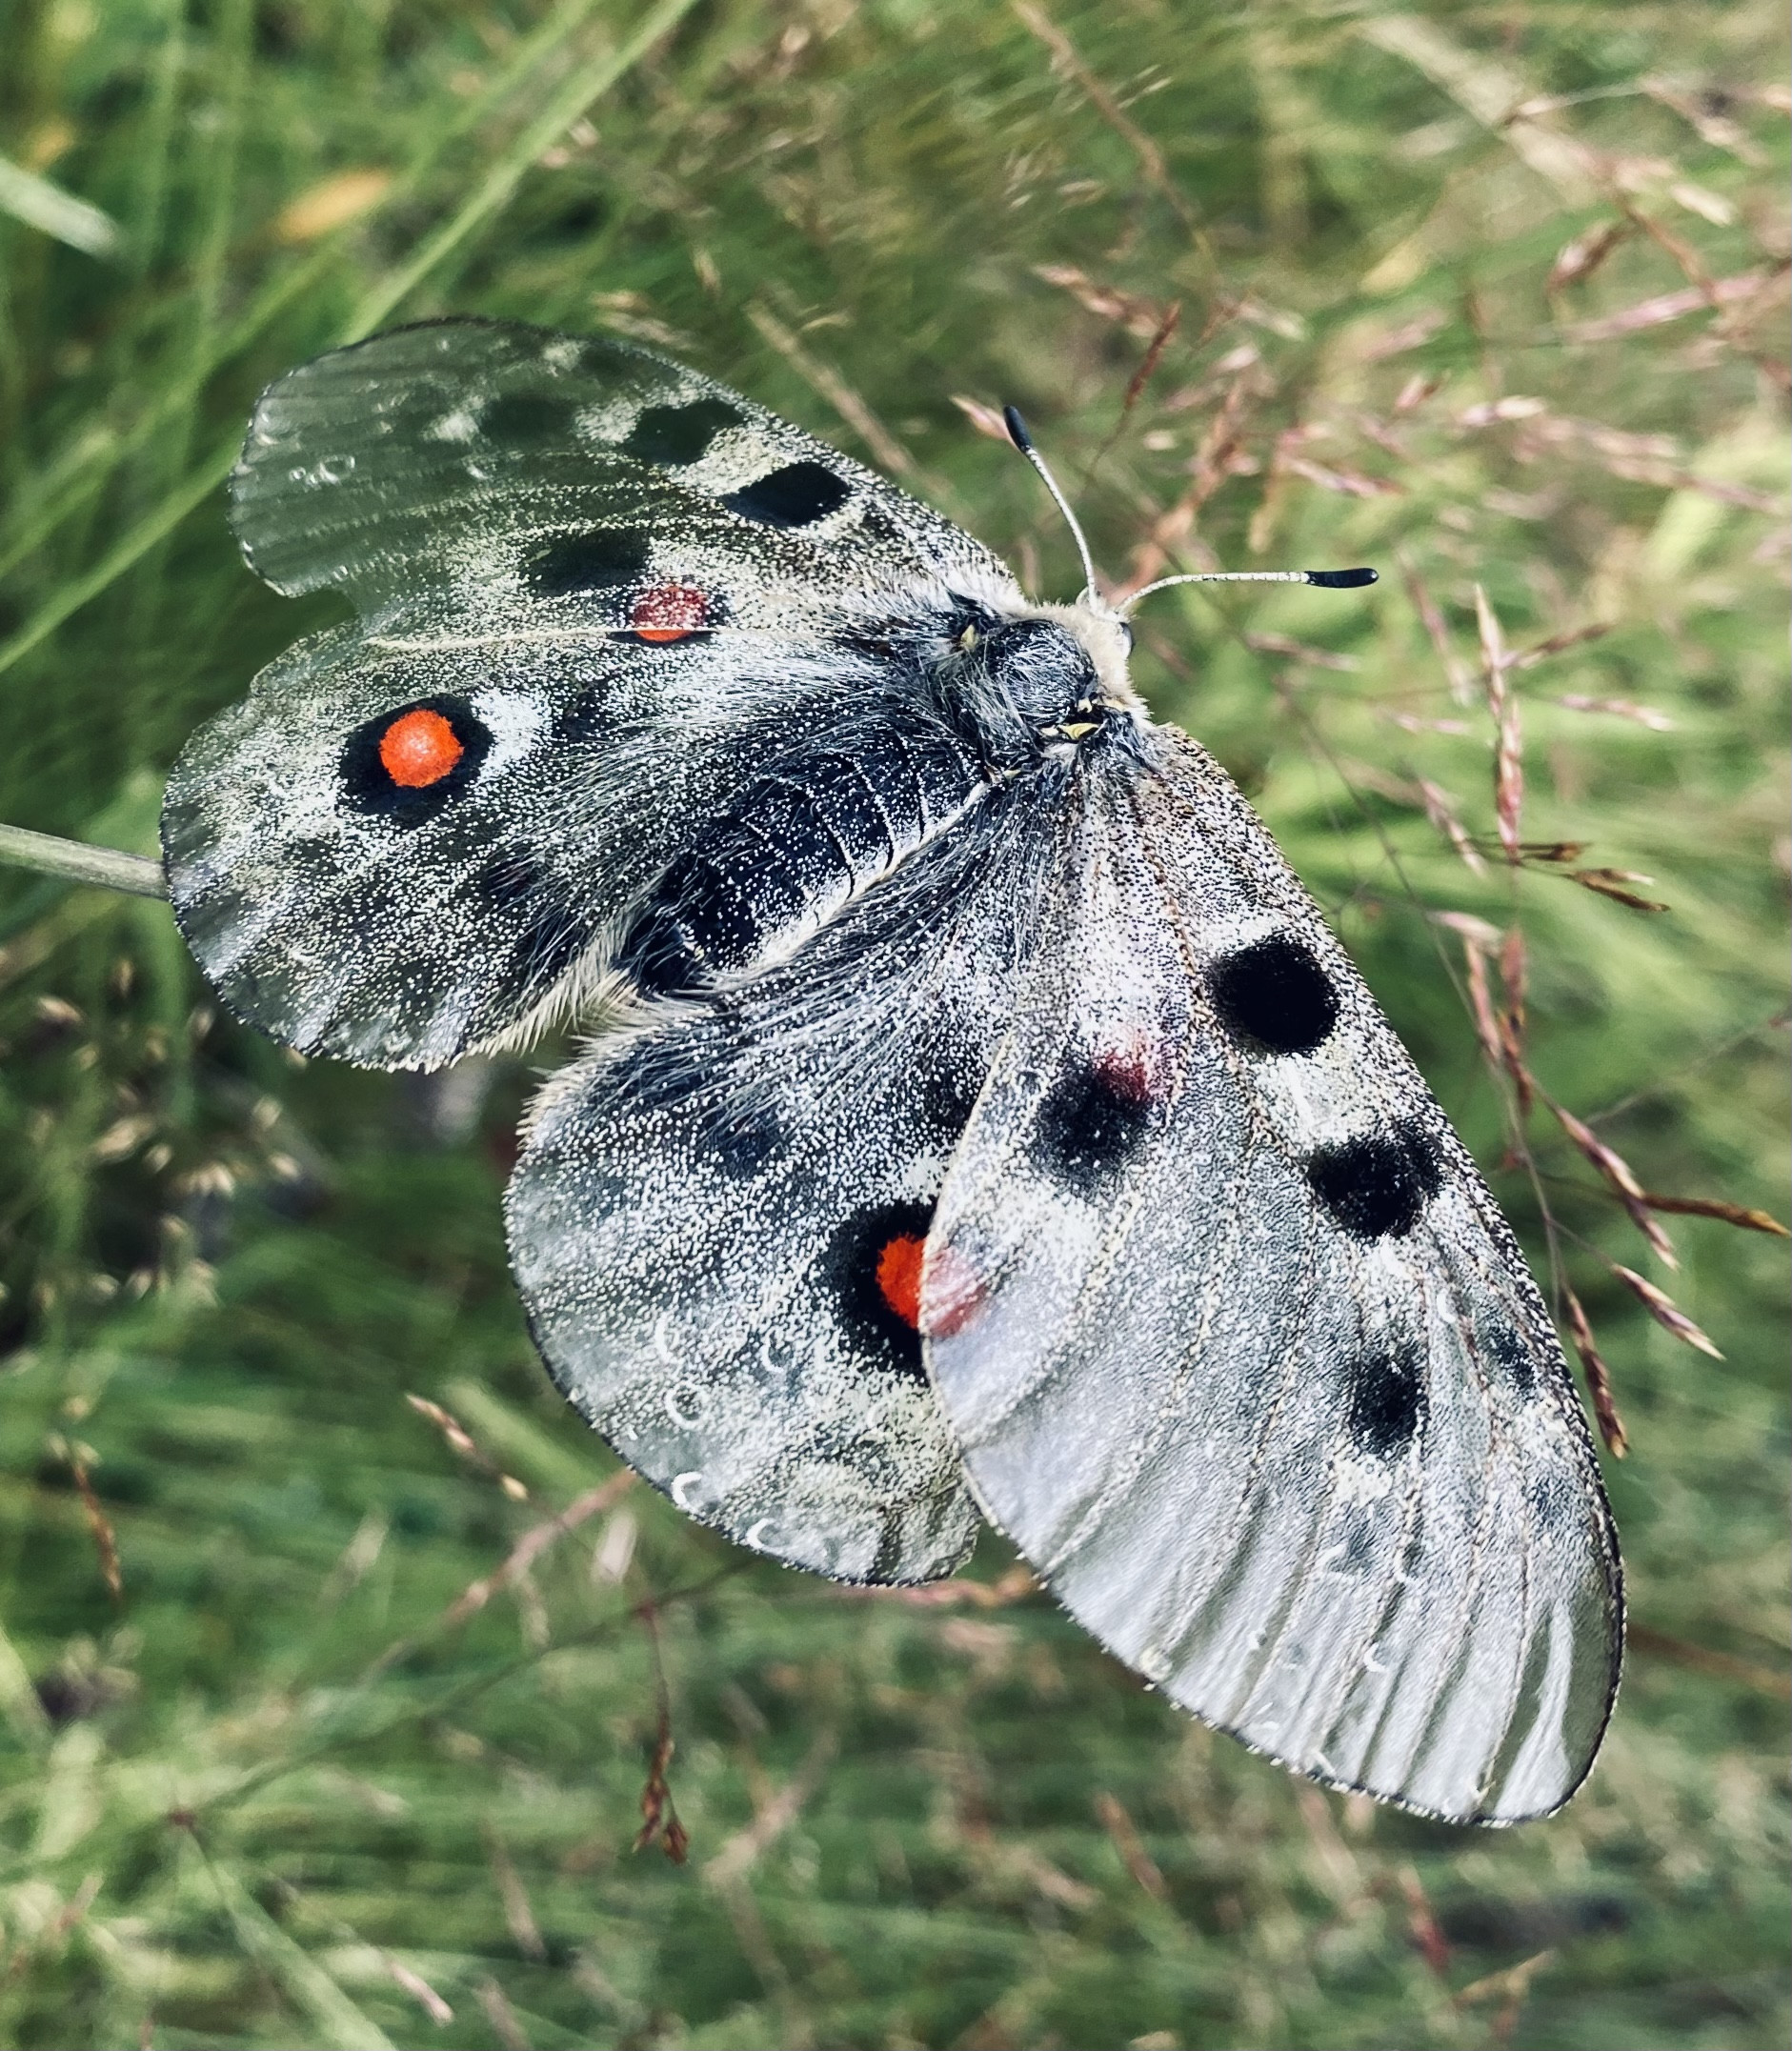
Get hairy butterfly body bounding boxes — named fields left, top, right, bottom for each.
left=165, top=317, right=1621, bottom=1820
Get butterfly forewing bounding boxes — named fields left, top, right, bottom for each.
left=922, top=734, right=1621, bottom=1821
left=164, top=319, right=1024, bottom=1067
left=231, top=318, right=1008, bottom=621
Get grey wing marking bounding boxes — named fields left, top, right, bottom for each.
left=923, top=733, right=1621, bottom=1821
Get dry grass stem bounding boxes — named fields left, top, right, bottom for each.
left=1608, top=1263, right=1724, bottom=1358
left=407, top=1394, right=529, bottom=1499
left=442, top=1470, right=636, bottom=1630
left=1563, top=1289, right=1630, bottom=1457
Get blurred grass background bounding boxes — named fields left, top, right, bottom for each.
left=0, top=2, right=1787, bottom=2045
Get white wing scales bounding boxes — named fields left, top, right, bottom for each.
left=922, top=732, right=1621, bottom=1821
left=231, top=316, right=1011, bottom=624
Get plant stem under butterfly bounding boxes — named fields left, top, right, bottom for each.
left=0, top=820, right=164, bottom=896
left=633, top=1600, right=689, bottom=1864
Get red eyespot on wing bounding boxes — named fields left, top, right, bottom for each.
left=630, top=583, right=709, bottom=643
left=876, top=1233, right=927, bottom=1332
left=378, top=708, right=464, bottom=788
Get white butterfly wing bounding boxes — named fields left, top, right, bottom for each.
left=230, top=316, right=1008, bottom=621
left=165, top=319, right=1022, bottom=1068
left=922, top=732, right=1621, bottom=1821
left=507, top=780, right=1065, bottom=1583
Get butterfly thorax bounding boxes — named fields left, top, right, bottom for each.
left=612, top=594, right=1136, bottom=1002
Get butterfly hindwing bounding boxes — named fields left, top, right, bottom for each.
left=505, top=777, right=1065, bottom=1583
left=164, top=319, right=1023, bottom=1067
left=922, top=733, right=1621, bottom=1820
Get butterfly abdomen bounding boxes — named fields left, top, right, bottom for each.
left=617, top=708, right=987, bottom=997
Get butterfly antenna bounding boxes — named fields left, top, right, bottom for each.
left=1003, top=406, right=1102, bottom=607
left=1122, top=565, right=1378, bottom=613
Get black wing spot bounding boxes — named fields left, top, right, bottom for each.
left=339, top=696, right=491, bottom=828
left=622, top=398, right=743, bottom=466
left=916, top=1052, right=982, bottom=1144
left=825, top=1200, right=935, bottom=1381
left=480, top=392, right=580, bottom=446
left=859, top=504, right=905, bottom=546
left=723, top=461, right=850, bottom=530
left=1484, top=1318, right=1539, bottom=1399
left=523, top=529, right=651, bottom=598
left=1209, top=932, right=1339, bottom=1056
left=1346, top=1340, right=1426, bottom=1458
left=1031, top=1061, right=1155, bottom=1197
left=1307, top=1122, right=1443, bottom=1239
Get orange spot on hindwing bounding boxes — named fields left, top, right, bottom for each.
left=630, top=583, right=710, bottom=643
left=827, top=1200, right=936, bottom=1378
left=378, top=707, right=465, bottom=788
left=876, top=1233, right=927, bottom=1331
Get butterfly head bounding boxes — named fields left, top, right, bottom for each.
left=943, top=598, right=1140, bottom=766
left=1009, top=600, right=1139, bottom=716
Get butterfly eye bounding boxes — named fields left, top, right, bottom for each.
left=629, top=583, right=710, bottom=643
